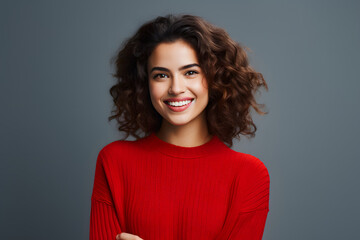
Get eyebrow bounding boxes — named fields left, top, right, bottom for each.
left=149, top=63, right=200, bottom=73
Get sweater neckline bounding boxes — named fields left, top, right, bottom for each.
left=143, top=132, right=223, bottom=158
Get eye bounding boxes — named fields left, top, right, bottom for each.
left=153, top=73, right=169, bottom=79
left=185, top=70, right=199, bottom=76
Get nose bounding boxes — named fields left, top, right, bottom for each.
left=168, top=74, right=186, bottom=95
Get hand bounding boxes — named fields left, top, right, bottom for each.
left=116, top=232, right=144, bottom=240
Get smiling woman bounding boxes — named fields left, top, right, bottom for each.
left=90, top=14, right=269, bottom=240
left=147, top=39, right=210, bottom=142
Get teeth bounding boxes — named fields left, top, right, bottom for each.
left=167, top=99, right=192, bottom=107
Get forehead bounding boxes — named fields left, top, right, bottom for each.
left=147, top=40, right=199, bottom=70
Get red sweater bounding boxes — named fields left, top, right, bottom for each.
left=90, top=132, right=270, bottom=240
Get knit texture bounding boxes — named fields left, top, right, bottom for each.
left=90, top=132, right=270, bottom=240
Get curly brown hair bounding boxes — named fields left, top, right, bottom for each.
left=109, top=14, right=268, bottom=147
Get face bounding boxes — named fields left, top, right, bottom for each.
left=147, top=39, right=209, bottom=127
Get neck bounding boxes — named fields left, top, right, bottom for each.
left=156, top=114, right=212, bottom=147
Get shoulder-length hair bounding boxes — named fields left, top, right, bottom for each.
left=109, top=14, right=268, bottom=147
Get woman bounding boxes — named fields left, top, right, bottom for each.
left=90, top=14, right=269, bottom=240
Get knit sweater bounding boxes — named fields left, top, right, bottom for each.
left=90, top=132, right=270, bottom=240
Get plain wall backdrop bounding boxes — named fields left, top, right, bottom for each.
left=1, top=0, right=359, bottom=239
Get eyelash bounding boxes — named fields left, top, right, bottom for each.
left=152, top=70, right=199, bottom=79
left=186, top=70, right=198, bottom=76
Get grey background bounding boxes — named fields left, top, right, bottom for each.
left=1, top=0, right=359, bottom=239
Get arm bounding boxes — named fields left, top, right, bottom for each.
left=215, top=157, right=270, bottom=240
left=214, top=208, right=269, bottom=239
left=90, top=150, right=122, bottom=240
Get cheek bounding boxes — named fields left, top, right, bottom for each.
left=195, top=78, right=209, bottom=98
left=149, top=82, right=163, bottom=104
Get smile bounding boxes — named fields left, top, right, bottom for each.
left=164, top=99, right=194, bottom=112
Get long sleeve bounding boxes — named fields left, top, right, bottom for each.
left=214, top=156, right=270, bottom=240
left=90, top=150, right=122, bottom=240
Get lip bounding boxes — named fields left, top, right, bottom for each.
left=164, top=97, right=194, bottom=102
left=164, top=98, right=195, bottom=112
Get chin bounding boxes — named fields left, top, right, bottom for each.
left=167, top=119, right=191, bottom=126
left=164, top=116, right=193, bottom=126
